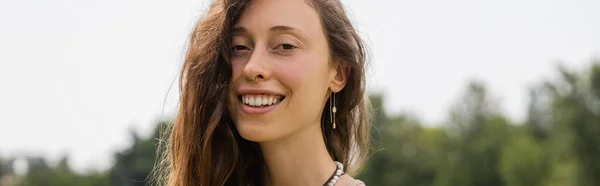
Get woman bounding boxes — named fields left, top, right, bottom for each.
left=156, top=0, right=370, bottom=185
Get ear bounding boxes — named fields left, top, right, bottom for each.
left=329, top=60, right=350, bottom=93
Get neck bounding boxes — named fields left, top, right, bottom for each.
left=260, top=123, right=336, bottom=186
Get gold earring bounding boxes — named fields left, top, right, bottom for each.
left=330, top=92, right=337, bottom=129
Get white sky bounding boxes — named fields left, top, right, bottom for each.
left=1, top=0, right=599, bottom=172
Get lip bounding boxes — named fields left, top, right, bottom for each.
left=237, top=88, right=285, bottom=96
left=239, top=101, right=281, bottom=114
left=237, top=88, right=285, bottom=115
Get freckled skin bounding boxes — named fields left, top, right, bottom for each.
left=227, top=0, right=337, bottom=142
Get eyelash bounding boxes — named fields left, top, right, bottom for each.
left=230, top=43, right=297, bottom=53
left=274, top=43, right=296, bottom=50
left=231, top=45, right=250, bottom=51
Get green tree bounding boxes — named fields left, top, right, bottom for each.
left=0, top=155, right=9, bottom=178
left=526, top=85, right=552, bottom=141
left=545, top=63, right=600, bottom=186
left=109, top=121, right=167, bottom=186
left=382, top=116, right=442, bottom=186
left=499, top=131, right=545, bottom=186
left=360, top=95, right=442, bottom=186
left=359, top=94, right=390, bottom=186
left=19, top=156, right=109, bottom=186
left=435, top=81, right=511, bottom=186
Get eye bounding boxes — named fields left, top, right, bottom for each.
left=231, top=45, right=250, bottom=51
left=275, top=43, right=296, bottom=50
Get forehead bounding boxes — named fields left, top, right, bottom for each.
left=234, top=0, right=323, bottom=38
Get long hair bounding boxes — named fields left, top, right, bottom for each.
left=154, top=0, right=370, bottom=185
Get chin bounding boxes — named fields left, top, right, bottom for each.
left=234, top=119, right=282, bottom=142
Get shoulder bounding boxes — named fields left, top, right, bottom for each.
left=338, top=174, right=366, bottom=186
left=347, top=179, right=366, bottom=186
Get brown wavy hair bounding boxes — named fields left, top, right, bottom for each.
left=153, top=0, right=370, bottom=185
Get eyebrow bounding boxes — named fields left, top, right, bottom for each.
left=232, top=25, right=311, bottom=40
left=231, top=26, right=248, bottom=34
left=269, top=25, right=297, bottom=33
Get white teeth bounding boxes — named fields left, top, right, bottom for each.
left=255, top=97, right=262, bottom=105
left=248, top=97, right=255, bottom=106
left=241, top=94, right=283, bottom=107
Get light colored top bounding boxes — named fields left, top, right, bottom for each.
left=347, top=179, right=365, bottom=186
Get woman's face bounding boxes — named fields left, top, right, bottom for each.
left=227, top=0, right=337, bottom=142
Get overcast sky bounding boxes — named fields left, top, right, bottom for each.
left=1, top=0, right=599, bottom=172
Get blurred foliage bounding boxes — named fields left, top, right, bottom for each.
left=16, top=156, right=109, bottom=186
left=358, top=61, right=600, bottom=186
left=109, top=121, right=166, bottom=186
left=1, top=61, right=599, bottom=186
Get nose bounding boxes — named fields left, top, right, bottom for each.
left=243, top=46, right=271, bottom=82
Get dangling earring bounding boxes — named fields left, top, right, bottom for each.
left=330, top=92, right=337, bottom=129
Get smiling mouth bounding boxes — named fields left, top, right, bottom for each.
left=238, top=94, right=286, bottom=108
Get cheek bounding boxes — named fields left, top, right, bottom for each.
left=275, top=52, right=330, bottom=113
left=274, top=63, right=305, bottom=87
left=228, top=60, right=245, bottom=111
left=275, top=53, right=330, bottom=125
left=231, top=60, right=245, bottom=80
left=275, top=54, right=329, bottom=92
